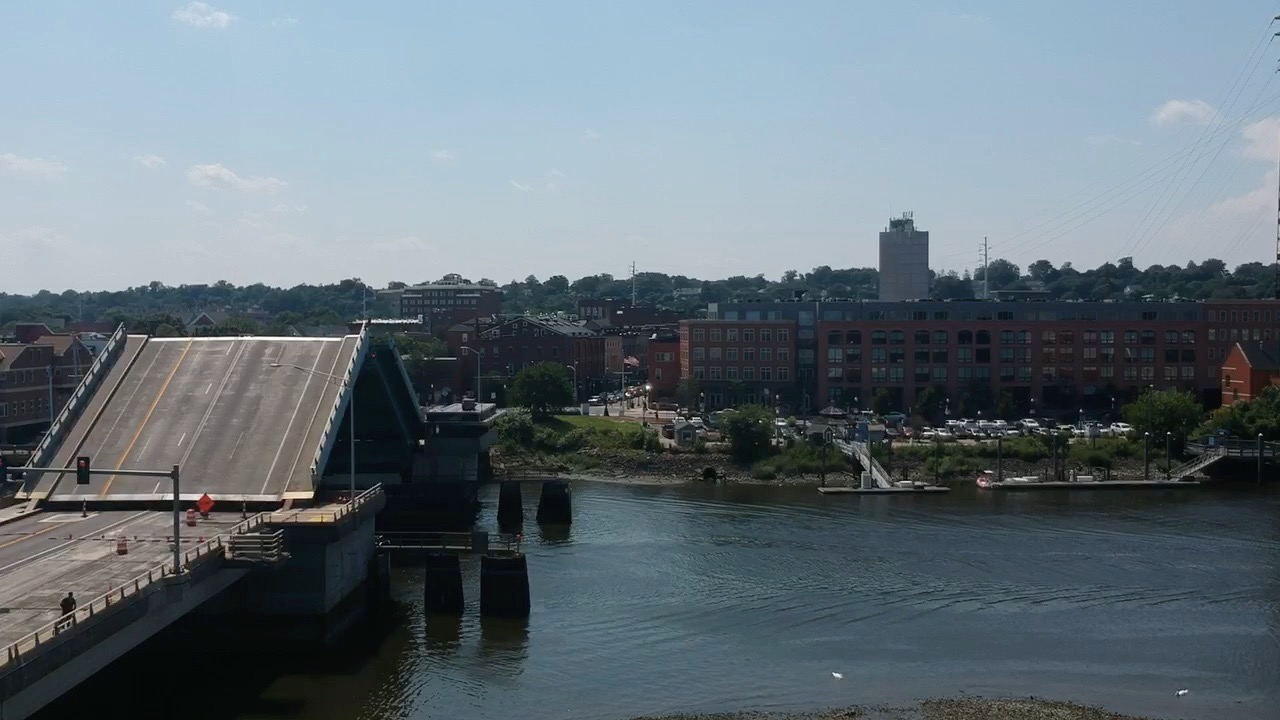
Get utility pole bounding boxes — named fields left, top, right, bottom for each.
left=1274, top=116, right=1279, bottom=299
left=630, top=261, right=637, bottom=306
left=979, top=236, right=990, bottom=299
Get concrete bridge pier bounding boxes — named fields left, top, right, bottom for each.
left=423, top=553, right=464, bottom=614
left=497, top=481, right=523, bottom=531
left=480, top=555, right=530, bottom=618
left=536, top=481, right=571, bottom=525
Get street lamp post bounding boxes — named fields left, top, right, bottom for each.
left=460, top=346, right=482, bottom=404
left=272, top=363, right=356, bottom=501
left=566, top=363, right=579, bottom=406
left=1165, top=431, right=1173, bottom=480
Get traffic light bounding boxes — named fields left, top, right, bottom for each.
left=76, top=456, right=91, bottom=485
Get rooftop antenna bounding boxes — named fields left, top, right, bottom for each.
left=630, top=261, right=637, bottom=306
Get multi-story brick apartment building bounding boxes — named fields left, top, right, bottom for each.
left=698, top=298, right=1280, bottom=418
left=0, top=334, right=94, bottom=443
left=446, top=316, right=606, bottom=401
left=400, top=274, right=503, bottom=337
left=1220, top=341, right=1280, bottom=405
left=578, top=298, right=685, bottom=328
left=679, top=319, right=798, bottom=410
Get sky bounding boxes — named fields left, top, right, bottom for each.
left=3, top=1, right=1280, bottom=294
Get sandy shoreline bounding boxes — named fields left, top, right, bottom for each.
left=633, top=697, right=1161, bottom=720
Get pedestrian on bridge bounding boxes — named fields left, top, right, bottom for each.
left=57, top=592, right=77, bottom=631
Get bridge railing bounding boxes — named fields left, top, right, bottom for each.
left=0, top=513, right=270, bottom=671
left=311, top=325, right=367, bottom=478
left=26, top=323, right=127, bottom=473
left=265, top=484, right=384, bottom=525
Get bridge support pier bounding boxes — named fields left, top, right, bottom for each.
left=480, top=554, right=530, bottom=618
left=423, top=553, right=464, bottom=614
left=497, top=481, right=523, bottom=531
left=536, top=481, right=571, bottom=525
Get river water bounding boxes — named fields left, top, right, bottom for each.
left=38, top=481, right=1280, bottom=720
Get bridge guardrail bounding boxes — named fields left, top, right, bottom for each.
left=26, top=324, right=127, bottom=473
left=376, top=530, right=522, bottom=555
left=266, top=484, right=384, bottom=525
left=311, top=324, right=367, bottom=478
left=0, top=512, right=270, bottom=671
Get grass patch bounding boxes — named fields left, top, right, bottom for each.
left=496, top=408, right=660, bottom=455
left=749, top=443, right=850, bottom=480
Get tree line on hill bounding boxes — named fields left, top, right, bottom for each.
left=1, top=257, right=1275, bottom=332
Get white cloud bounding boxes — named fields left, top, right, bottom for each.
left=584, top=129, right=601, bottom=140
left=134, top=154, right=167, bottom=169
left=186, top=163, right=287, bottom=193
left=1, top=152, right=67, bottom=180
left=173, top=2, right=235, bottom=29
left=510, top=169, right=565, bottom=194
left=270, top=16, right=298, bottom=28
left=509, top=180, right=533, bottom=192
left=272, top=203, right=307, bottom=215
left=1150, top=99, right=1215, bottom=127
left=1210, top=169, right=1277, bottom=217
left=1239, top=117, right=1280, bottom=161
left=432, top=149, right=456, bottom=164
left=0, top=226, right=67, bottom=249
left=186, top=200, right=212, bottom=214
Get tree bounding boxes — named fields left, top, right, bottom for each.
left=1199, top=385, right=1280, bottom=441
left=1122, top=388, right=1204, bottom=444
left=914, top=385, right=947, bottom=419
left=509, top=361, right=574, bottom=418
left=676, top=377, right=702, bottom=411
left=720, top=404, right=773, bottom=463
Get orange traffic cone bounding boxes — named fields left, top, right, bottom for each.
left=185, top=509, right=196, bottom=527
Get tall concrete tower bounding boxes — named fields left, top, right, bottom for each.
left=878, top=212, right=929, bottom=301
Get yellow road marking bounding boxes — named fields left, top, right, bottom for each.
left=100, top=339, right=194, bottom=496
left=0, top=523, right=63, bottom=551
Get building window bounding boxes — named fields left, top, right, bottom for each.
left=692, top=328, right=705, bottom=341
left=709, top=366, right=722, bottom=380
left=871, top=367, right=886, bottom=382
left=727, top=329, right=738, bottom=342
left=1141, top=330, right=1155, bottom=344
left=726, top=348, right=738, bottom=361
left=958, top=330, right=973, bottom=345
left=1016, top=367, right=1032, bottom=381
left=760, top=367, right=772, bottom=381
left=828, top=348, right=843, bottom=363
left=778, top=348, right=790, bottom=361
left=872, top=331, right=887, bottom=345
left=976, top=330, right=991, bottom=345
left=846, top=347, right=861, bottom=363
left=1100, top=366, right=1114, bottom=379
left=999, top=367, right=1014, bottom=382
left=889, top=367, right=905, bottom=383
left=1182, top=330, right=1195, bottom=344
left=846, top=330, right=861, bottom=344
left=1000, top=330, right=1014, bottom=345
left=830, top=367, right=846, bottom=379
left=711, top=328, right=722, bottom=342
left=828, top=330, right=844, bottom=345
left=933, top=367, right=947, bottom=382
left=933, top=330, right=947, bottom=345
left=743, top=348, right=756, bottom=361
left=693, top=366, right=705, bottom=380
left=958, top=348, right=973, bottom=363
left=1000, top=348, right=1014, bottom=363
left=915, top=330, right=930, bottom=345
left=743, top=329, right=755, bottom=342
left=1101, top=331, right=1114, bottom=345
left=914, top=367, right=930, bottom=382
left=726, top=366, right=739, bottom=380
left=693, top=347, right=705, bottom=361
left=760, top=329, right=772, bottom=342
left=976, top=348, right=991, bottom=363
left=1083, top=330, right=1098, bottom=344
left=1042, top=330, right=1056, bottom=345
left=890, top=349, right=905, bottom=364
left=710, top=347, right=722, bottom=360
left=654, top=368, right=664, bottom=380
left=1123, top=330, right=1137, bottom=344
left=777, top=367, right=790, bottom=381
left=871, top=348, right=886, bottom=363
left=778, top=329, right=789, bottom=342
left=1141, top=348, right=1155, bottom=363
left=761, top=348, right=772, bottom=361
left=1181, top=366, right=1194, bottom=380
left=1141, top=366, right=1154, bottom=381
left=1164, top=349, right=1178, bottom=363
left=1164, top=330, right=1178, bottom=344
left=742, top=367, right=756, bottom=381
left=1017, top=330, right=1031, bottom=345
left=1042, top=366, right=1057, bottom=382
left=890, top=330, right=905, bottom=345
left=958, top=367, right=973, bottom=382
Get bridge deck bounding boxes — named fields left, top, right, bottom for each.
left=0, top=510, right=242, bottom=655
left=25, top=336, right=360, bottom=503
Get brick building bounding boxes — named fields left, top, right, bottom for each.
left=0, top=334, right=93, bottom=443
left=400, top=274, right=503, bottom=337
left=698, top=298, right=1280, bottom=418
left=679, top=319, right=798, bottom=410
left=447, top=316, right=606, bottom=400
left=646, top=330, right=681, bottom=400
left=1220, top=341, right=1280, bottom=404
left=578, top=298, right=685, bottom=328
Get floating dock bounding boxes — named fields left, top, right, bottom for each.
left=818, top=485, right=950, bottom=495
left=983, top=479, right=1200, bottom=491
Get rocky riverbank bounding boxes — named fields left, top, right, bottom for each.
left=634, top=697, right=1160, bottom=720
left=493, top=448, right=852, bottom=487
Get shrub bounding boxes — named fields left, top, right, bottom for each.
left=496, top=408, right=535, bottom=449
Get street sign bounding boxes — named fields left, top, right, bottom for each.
left=196, top=493, right=215, bottom=515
